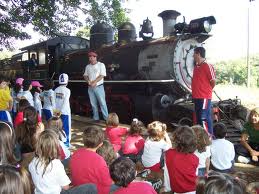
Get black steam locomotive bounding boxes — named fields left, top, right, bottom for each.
left=0, top=10, right=247, bottom=142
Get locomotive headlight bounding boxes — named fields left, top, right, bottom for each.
left=188, top=16, right=216, bottom=34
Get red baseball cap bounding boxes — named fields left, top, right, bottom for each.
left=88, top=51, right=98, bottom=57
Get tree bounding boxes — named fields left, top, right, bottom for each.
left=0, top=0, right=82, bottom=51
left=0, top=0, right=129, bottom=50
left=77, top=0, right=129, bottom=39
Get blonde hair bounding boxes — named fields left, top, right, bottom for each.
left=192, top=125, right=211, bottom=153
left=106, top=113, right=119, bottom=127
left=35, top=130, right=59, bottom=176
left=47, top=117, right=66, bottom=140
left=147, top=121, right=167, bottom=141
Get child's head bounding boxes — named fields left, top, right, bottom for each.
left=0, top=74, right=7, bottom=89
left=31, top=81, right=43, bottom=95
left=23, top=106, right=38, bottom=127
left=192, top=125, right=211, bottom=153
left=110, top=157, right=136, bottom=187
left=106, top=112, right=119, bottom=127
left=0, top=121, right=16, bottom=165
left=0, top=165, right=32, bottom=194
left=214, top=122, right=227, bottom=139
left=196, top=172, right=246, bottom=194
left=129, top=118, right=145, bottom=135
left=248, top=107, right=259, bottom=124
left=18, top=99, right=30, bottom=112
left=59, top=73, right=68, bottom=85
left=22, top=80, right=32, bottom=91
left=43, top=79, right=54, bottom=90
left=83, top=126, right=105, bottom=149
left=35, top=130, right=59, bottom=175
left=147, top=121, right=167, bottom=141
left=172, top=126, right=197, bottom=153
left=246, top=182, right=259, bottom=194
left=96, top=140, right=117, bottom=166
left=47, top=117, right=65, bottom=140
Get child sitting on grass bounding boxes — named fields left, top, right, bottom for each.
left=164, top=126, right=198, bottom=193
left=141, top=121, right=172, bottom=172
left=192, top=125, right=211, bottom=176
left=105, top=112, right=128, bottom=152
left=122, top=118, right=145, bottom=162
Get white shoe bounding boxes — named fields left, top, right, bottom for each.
left=237, top=156, right=250, bottom=164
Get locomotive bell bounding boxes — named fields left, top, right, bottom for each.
left=139, top=17, right=154, bottom=40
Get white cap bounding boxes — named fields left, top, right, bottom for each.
left=59, top=73, right=69, bottom=84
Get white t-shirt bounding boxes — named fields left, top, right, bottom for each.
left=21, top=90, right=34, bottom=106
left=194, top=146, right=211, bottom=169
left=142, top=138, right=170, bottom=167
left=29, top=158, right=71, bottom=194
left=54, top=86, right=71, bottom=115
left=41, top=89, right=55, bottom=111
left=211, top=138, right=235, bottom=170
left=83, top=62, right=106, bottom=86
left=34, top=92, right=42, bottom=116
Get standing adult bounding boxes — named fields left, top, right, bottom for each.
left=83, top=51, right=108, bottom=121
left=192, top=47, right=216, bottom=136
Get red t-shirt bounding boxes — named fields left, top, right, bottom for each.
left=70, top=148, right=112, bottom=194
left=114, top=181, right=157, bottom=194
left=14, top=111, right=42, bottom=128
left=165, top=148, right=198, bottom=193
left=105, top=126, right=128, bottom=152
left=122, top=135, right=145, bottom=155
left=191, top=62, right=215, bottom=99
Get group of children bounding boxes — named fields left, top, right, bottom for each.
left=0, top=73, right=257, bottom=194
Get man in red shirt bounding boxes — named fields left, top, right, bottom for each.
left=191, top=47, right=216, bottom=136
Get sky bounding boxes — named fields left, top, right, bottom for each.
left=122, top=0, right=259, bottom=62
left=16, top=0, right=259, bottom=62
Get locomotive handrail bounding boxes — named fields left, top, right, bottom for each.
left=53, top=79, right=175, bottom=83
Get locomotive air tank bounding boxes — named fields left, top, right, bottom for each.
left=65, top=10, right=216, bottom=124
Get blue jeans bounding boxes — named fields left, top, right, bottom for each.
left=88, top=85, right=108, bottom=120
left=193, top=98, right=213, bottom=136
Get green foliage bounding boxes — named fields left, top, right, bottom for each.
left=1, top=0, right=129, bottom=50
left=0, top=0, right=82, bottom=50
left=76, top=27, right=90, bottom=39
left=85, top=0, right=129, bottom=28
left=215, top=54, right=259, bottom=87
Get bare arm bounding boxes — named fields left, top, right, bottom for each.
left=90, top=75, right=104, bottom=87
left=240, top=133, right=259, bottom=156
left=210, top=79, right=216, bottom=89
left=61, top=185, right=70, bottom=190
left=205, top=157, right=210, bottom=175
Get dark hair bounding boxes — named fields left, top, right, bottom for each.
left=196, top=171, right=247, bottom=194
left=43, top=79, right=54, bottom=90
left=129, top=119, right=145, bottom=135
left=194, top=47, right=206, bottom=58
left=172, top=126, right=197, bottom=153
left=110, top=157, right=136, bottom=187
left=18, top=99, right=30, bottom=112
left=16, top=106, right=38, bottom=150
left=31, top=86, right=41, bottom=96
left=214, top=122, right=227, bottom=139
left=0, top=165, right=32, bottom=194
left=22, top=80, right=31, bottom=91
left=83, top=126, right=104, bottom=148
left=96, top=140, right=116, bottom=166
left=192, top=125, right=211, bottom=153
left=0, top=74, right=5, bottom=84
left=14, top=83, right=22, bottom=94
left=0, top=122, right=17, bottom=165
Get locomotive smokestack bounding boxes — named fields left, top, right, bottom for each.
left=158, top=10, right=181, bottom=36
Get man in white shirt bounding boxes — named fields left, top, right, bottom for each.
left=83, top=51, right=108, bottom=121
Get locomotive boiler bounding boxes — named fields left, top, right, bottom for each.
left=64, top=10, right=217, bottom=124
